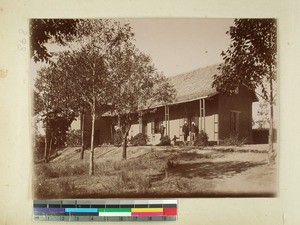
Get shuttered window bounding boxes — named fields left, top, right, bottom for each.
left=151, top=120, right=155, bottom=134
left=230, top=111, right=240, bottom=133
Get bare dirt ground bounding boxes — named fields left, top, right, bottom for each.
left=33, top=144, right=277, bottom=199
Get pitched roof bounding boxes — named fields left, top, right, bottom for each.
left=168, top=64, right=219, bottom=104
left=103, top=64, right=220, bottom=116
left=102, top=64, right=258, bottom=116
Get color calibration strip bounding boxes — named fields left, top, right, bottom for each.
left=33, top=199, right=177, bottom=222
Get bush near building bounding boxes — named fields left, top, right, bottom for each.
left=193, top=130, right=208, bottom=146
left=252, top=129, right=277, bottom=144
left=130, top=133, right=149, bottom=146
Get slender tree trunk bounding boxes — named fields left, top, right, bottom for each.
left=89, top=100, right=96, bottom=175
left=44, top=131, right=48, bottom=163
left=268, top=78, right=275, bottom=163
left=89, top=63, right=96, bottom=175
left=80, top=112, right=85, bottom=160
left=117, top=115, right=121, bottom=127
left=122, top=125, right=130, bottom=160
left=44, top=119, right=49, bottom=163
left=49, top=137, right=53, bottom=160
left=122, top=136, right=127, bottom=160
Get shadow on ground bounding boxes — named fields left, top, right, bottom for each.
left=167, top=161, right=266, bottom=180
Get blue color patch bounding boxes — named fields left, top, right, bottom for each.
left=65, top=208, right=98, bottom=213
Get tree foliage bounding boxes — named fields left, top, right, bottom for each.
left=33, top=19, right=176, bottom=171
left=212, top=19, right=277, bottom=162
left=109, top=45, right=176, bottom=159
left=30, top=19, right=80, bottom=62
left=61, top=19, right=134, bottom=108
left=45, top=19, right=135, bottom=174
left=34, top=66, right=76, bottom=162
left=256, top=100, right=270, bottom=129
left=212, top=19, right=277, bottom=102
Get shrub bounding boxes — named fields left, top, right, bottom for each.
left=157, top=135, right=171, bottom=146
left=66, top=129, right=82, bottom=146
left=57, top=180, right=76, bottom=196
left=252, top=128, right=277, bottom=144
left=222, top=134, right=247, bottom=146
left=34, top=179, right=77, bottom=199
left=176, top=177, right=193, bottom=191
left=35, top=164, right=59, bottom=178
left=193, top=130, right=208, bottom=146
left=130, top=133, right=149, bottom=146
left=113, top=131, right=123, bottom=147
left=166, top=158, right=179, bottom=169
left=35, top=162, right=90, bottom=178
left=115, top=157, right=150, bottom=171
left=118, top=170, right=151, bottom=192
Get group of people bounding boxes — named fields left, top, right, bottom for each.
left=182, top=121, right=199, bottom=142
left=160, top=121, right=199, bottom=142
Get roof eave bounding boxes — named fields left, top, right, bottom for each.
left=148, top=92, right=219, bottom=109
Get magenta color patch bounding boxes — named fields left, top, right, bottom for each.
left=131, top=212, right=164, bottom=217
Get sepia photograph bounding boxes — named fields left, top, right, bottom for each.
left=31, top=18, right=277, bottom=199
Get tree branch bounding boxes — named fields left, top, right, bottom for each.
left=241, top=82, right=273, bottom=105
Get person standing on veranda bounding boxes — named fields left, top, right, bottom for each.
left=159, top=123, right=165, bottom=140
left=190, top=122, right=198, bottom=142
left=182, top=121, right=189, bottom=143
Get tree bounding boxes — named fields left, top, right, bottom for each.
left=34, top=66, right=55, bottom=162
left=256, top=100, right=270, bottom=129
left=34, top=67, right=76, bottom=162
left=50, top=51, right=89, bottom=160
left=212, top=19, right=277, bottom=163
left=30, top=19, right=80, bottom=62
left=109, top=46, right=176, bottom=159
left=53, top=19, right=134, bottom=175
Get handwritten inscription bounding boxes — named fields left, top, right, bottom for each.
left=17, top=29, right=27, bottom=52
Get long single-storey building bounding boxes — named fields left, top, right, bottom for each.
left=80, top=64, right=258, bottom=145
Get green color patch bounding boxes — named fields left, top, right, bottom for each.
left=98, top=208, right=131, bottom=213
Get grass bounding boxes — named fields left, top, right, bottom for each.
left=32, top=144, right=276, bottom=198
left=35, top=162, right=90, bottom=178
left=117, top=170, right=152, bottom=192
left=222, top=134, right=248, bottom=146
left=112, top=156, right=152, bottom=171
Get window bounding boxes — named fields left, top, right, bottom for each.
left=230, top=111, right=240, bottom=133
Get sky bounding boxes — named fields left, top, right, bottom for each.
left=32, top=18, right=234, bottom=77
left=31, top=19, right=234, bottom=84
left=127, top=18, right=234, bottom=77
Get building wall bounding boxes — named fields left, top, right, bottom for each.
left=95, top=117, right=113, bottom=145
left=202, top=97, right=219, bottom=142
left=129, top=124, right=139, bottom=139
left=169, top=119, right=180, bottom=140
left=70, top=117, right=81, bottom=130
left=128, top=99, right=219, bottom=144
left=218, top=85, right=253, bottom=143
left=83, top=113, right=114, bottom=146
left=81, top=114, right=91, bottom=146
left=83, top=87, right=253, bottom=145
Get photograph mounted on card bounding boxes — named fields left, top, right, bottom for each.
left=31, top=18, right=278, bottom=199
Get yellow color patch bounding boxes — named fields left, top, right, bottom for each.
left=131, top=208, right=163, bottom=212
